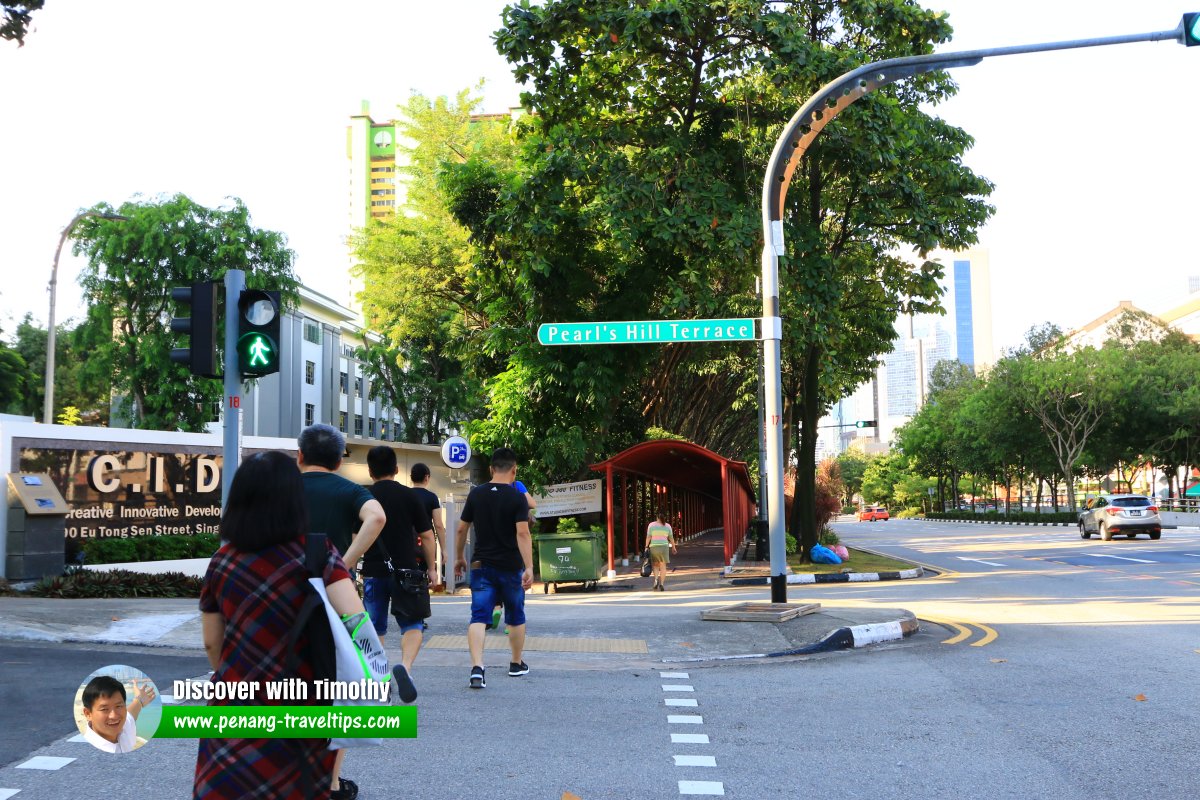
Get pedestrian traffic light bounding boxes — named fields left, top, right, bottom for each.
left=1183, top=13, right=1200, bottom=46
left=855, top=420, right=877, bottom=428
left=169, top=282, right=219, bottom=377
left=236, top=289, right=281, bottom=377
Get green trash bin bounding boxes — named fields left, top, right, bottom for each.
left=535, top=530, right=604, bottom=593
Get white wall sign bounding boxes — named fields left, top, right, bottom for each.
left=532, top=480, right=603, bottom=518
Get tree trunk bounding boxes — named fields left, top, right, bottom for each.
left=789, top=344, right=821, bottom=561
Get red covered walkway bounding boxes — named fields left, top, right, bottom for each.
left=589, top=440, right=756, bottom=575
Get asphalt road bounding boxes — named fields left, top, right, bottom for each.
left=2, top=519, right=1199, bottom=798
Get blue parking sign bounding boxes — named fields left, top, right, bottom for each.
left=440, top=436, right=471, bottom=469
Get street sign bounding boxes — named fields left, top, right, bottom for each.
left=537, top=318, right=756, bottom=346
left=441, top=436, right=471, bottom=470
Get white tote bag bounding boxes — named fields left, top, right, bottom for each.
left=308, top=577, right=391, bottom=748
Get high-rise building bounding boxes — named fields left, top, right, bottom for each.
left=817, top=248, right=994, bottom=457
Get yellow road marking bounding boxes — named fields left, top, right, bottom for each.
left=920, top=615, right=997, bottom=646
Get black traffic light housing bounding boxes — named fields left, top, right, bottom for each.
left=855, top=420, right=877, bottom=429
left=1184, top=13, right=1200, bottom=46
left=237, top=289, right=281, bottom=377
left=169, top=282, right=219, bottom=377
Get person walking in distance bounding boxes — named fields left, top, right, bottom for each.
left=645, top=509, right=676, bottom=591
left=361, top=446, right=434, bottom=703
left=454, top=447, right=533, bottom=688
left=296, top=423, right=386, bottom=800
left=409, top=463, right=446, bottom=589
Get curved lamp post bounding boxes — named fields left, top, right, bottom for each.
left=44, top=210, right=129, bottom=424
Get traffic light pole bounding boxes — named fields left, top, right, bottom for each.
left=222, top=269, right=246, bottom=505
left=760, top=18, right=1193, bottom=603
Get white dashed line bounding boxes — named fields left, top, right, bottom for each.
left=673, top=755, right=717, bottom=767
left=660, top=671, right=690, bottom=678
left=679, top=780, right=725, bottom=795
left=662, top=684, right=695, bottom=691
left=667, top=715, right=704, bottom=724
left=665, top=698, right=699, bottom=707
left=67, top=734, right=87, bottom=743
left=0, top=789, right=21, bottom=800
left=15, top=757, right=74, bottom=771
left=671, top=733, right=709, bottom=744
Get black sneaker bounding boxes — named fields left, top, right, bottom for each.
left=392, top=664, right=417, bottom=704
left=508, top=661, right=529, bottom=676
left=469, top=666, right=486, bottom=689
left=331, top=777, right=358, bottom=800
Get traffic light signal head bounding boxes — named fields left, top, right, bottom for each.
left=169, top=282, right=219, bottom=377
left=855, top=419, right=877, bottom=429
left=237, top=289, right=281, bottom=377
left=1184, top=13, right=1200, bottom=46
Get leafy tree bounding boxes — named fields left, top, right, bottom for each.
left=835, top=449, right=870, bottom=504
left=71, top=194, right=296, bottom=432
left=6, top=313, right=110, bottom=422
left=1, top=1, right=43, bottom=46
left=0, top=343, right=25, bottom=410
left=475, top=0, right=991, bottom=506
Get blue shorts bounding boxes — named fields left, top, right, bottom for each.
left=363, top=576, right=423, bottom=636
left=469, top=565, right=526, bottom=627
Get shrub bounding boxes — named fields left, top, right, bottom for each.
left=926, top=510, right=1076, bottom=524
left=27, top=569, right=202, bottom=599
left=785, top=534, right=798, bottom=555
left=896, top=508, right=922, bottom=519
left=818, top=526, right=840, bottom=546
left=82, top=533, right=221, bottom=565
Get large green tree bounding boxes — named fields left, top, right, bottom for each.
left=5, top=313, right=110, bottom=422
left=444, top=0, right=992, bottom=503
left=72, top=194, right=296, bottom=432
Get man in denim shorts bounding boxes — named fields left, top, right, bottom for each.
left=454, top=447, right=533, bottom=688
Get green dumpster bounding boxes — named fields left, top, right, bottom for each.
left=535, top=530, right=604, bottom=593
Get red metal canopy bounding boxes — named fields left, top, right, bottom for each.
left=589, top=440, right=756, bottom=573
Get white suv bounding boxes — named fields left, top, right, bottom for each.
left=1079, top=494, right=1162, bottom=540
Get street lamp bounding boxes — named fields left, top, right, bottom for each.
left=43, top=210, right=130, bottom=424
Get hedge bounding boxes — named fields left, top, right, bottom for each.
left=926, top=510, right=1077, bottom=524
left=28, top=569, right=202, bottom=598
left=81, top=533, right=221, bottom=565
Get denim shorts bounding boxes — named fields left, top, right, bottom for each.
left=469, top=565, right=526, bottom=627
left=363, top=576, right=423, bottom=636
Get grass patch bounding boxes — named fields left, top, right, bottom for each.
left=786, top=547, right=916, bottom=575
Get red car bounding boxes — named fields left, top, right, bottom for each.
left=859, top=506, right=889, bottom=522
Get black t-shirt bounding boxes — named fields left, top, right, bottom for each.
left=460, top=482, right=529, bottom=572
left=412, top=486, right=440, bottom=520
left=361, top=480, right=433, bottom=578
left=301, top=471, right=373, bottom=557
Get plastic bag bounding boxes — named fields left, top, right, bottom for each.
left=831, top=544, right=850, bottom=561
left=810, top=543, right=842, bottom=564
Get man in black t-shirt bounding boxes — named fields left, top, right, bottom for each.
left=361, top=446, right=433, bottom=703
left=454, top=447, right=532, bottom=689
left=410, top=462, right=446, bottom=585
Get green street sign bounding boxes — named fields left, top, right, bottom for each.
left=538, top=318, right=757, bottom=346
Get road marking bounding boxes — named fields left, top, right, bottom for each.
left=1184, top=554, right=1200, bottom=558
left=678, top=780, right=725, bottom=795
left=660, top=672, right=690, bottom=679
left=662, top=684, right=695, bottom=692
left=668, top=715, right=704, bottom=724
left=921, top=615, right=998, bottom=647
left=956, top=557, right=1007, bottom=567
left=666, top=698, right=699, bottom=707
left=0, top=790, right=20, bottom=800
left=1089, top=554, right=1156, bottom=563
left=15, top=757, right=74, bottom=770
left=671, top=733, right=710, bottom=744
left=674, top=755, right=717, bottom=767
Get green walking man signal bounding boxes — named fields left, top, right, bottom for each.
left=237, top=289, right=281, bottom=377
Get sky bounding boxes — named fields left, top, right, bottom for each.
left=1, top=0, right=1197, bottom=357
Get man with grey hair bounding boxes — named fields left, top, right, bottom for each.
left=296, top=423, right=386, bottom=800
